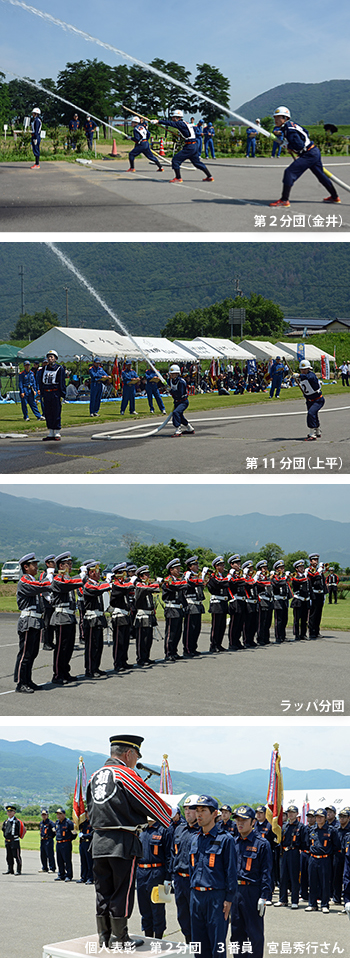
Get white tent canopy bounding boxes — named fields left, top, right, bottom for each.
left=239, top=340, right=295, bottom=360
left=174, top=339, right=226, bottom=359
left=283, top=789, right=350, bottom=812
left=275, top=342, right=335, bottom=363
left=133, top=337, right=192, bottom=362
left=193, top=337, right=255, bottom=360
left=19, top=327, right=141, bottom=361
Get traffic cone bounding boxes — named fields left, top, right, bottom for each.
left=159, top=137, right=165, bottom=157
left=110, top=139, right=119, bottom=157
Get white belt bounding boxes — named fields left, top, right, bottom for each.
left=54, top=604, right=71, bottom=611
left=84, top=610, right=105, bottom=619
left=19, top=608, right=37, bottom=615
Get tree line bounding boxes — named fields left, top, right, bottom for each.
left=0, top=58, right=230, bottom=130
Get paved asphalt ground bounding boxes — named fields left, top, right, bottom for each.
left=1, top=157, right=350, bottom=232
left=0, top=394, right=348, bottom=474
left=0, top=850, right=348, bottom=958
left=1, top=614, right=348, bottom=716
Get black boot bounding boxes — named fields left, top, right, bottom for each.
left=109, top=917, right=144, bottom=949
left=96, top=915, right=111, bottom=947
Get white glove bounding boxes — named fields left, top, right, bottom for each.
left=46, top=569, right=54, bottom=582
left=130, top=575, right=137, bottom=584
left=163, top=880, right=172, bottom=894
left=317, top=563, right=324, bottom=572
left=257, top=898, right=266, bottom=916
left=184, top=571, right=191, bottom=581
left=345, top=902, right=350, bottom=919
left=80, top=565, right=87, bottom=578
left=202, top=567, right=209, bottom=578
left=157, top=577, right=163, bottom=583
left=106, top=573, right=112, bottom=584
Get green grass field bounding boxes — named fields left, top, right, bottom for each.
left=0, top=829, right=80, bottom=853
left=0, top=383, right=345, bottom=435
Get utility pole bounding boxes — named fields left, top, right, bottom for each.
left=18, top=265, right=25, bottom=315
left=64, top=286, right=69, bottom=326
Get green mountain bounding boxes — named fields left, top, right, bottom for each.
left=1, top=243, right=350, bottom=342
left=237, top=79, right=350, bottom=125
left=1, top=740, right=349, bottom=808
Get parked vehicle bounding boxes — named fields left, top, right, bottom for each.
left=1, top=560, right=21, bottom=582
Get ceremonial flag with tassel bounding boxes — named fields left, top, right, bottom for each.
left=112, top=355, right=120, bottom=393
left=73, top=755, right=87, bottom=831
left=160, top=754, right=173, bottom=794
left=301, top=793, right=310, bottom=825
left=266, top=742, right=283, bottom=842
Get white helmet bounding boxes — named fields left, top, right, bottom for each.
left=299, top=359, right=312, bottom=370
left=47, top=349, right=58, bottom=359
left=274, top=106, right=290, bottom=118
left=131, top=116, right=140, bottom=123
left=171, top=109, right=183, bottom=118
left=169, top=364, right=180, bottom=374
left=32, top=107, right=41, bottom=114
left=184, top=794, right=200, bottom=808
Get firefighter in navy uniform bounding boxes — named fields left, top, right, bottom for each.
left=300, top=809, right=315, bottom=902
left=78, top=810, right=94, bottom=884
left=271, top=560, right=292, bottom=644
left=298, top=359, right=325, bottom=441
left=275, top=805, right=306, bottom=908
left=88, top=358, right=111, bottom=417
left=255, top=560, right=274, bottom=646
left=50, top=552, right=83, bottom=685
left=169, top=364, right=194, bottom=436
left=134, top=566, right=160, bottom=666
left=305, top=807, right=341, bottom=912
left=30, top=106, right=42, bottom=168
left=54, top=807, right=77, bottom=881
left=136, top=817, right=172, bottom=939
left=208, top=557, right=232, bottom=652
left=326, top=567, right=339, bottom=604
left=332, top=809, right=350, bottom=904
left=39, top=808, right=56, bottom=873
left=128, top=116, right=164, bottom=173
left=109, top=563, right=135, bottom=672
left=254, top=805, right=275, bottom=899
left=155, top=110, right=213, bottom=183
left=162, top=559, right=188, bottom=661
left=307, top=553, right=327, bottom=638
left=227, top=556, right=245, bottom=650
left=269, top=106, right=340, bottom=207
left=171, top=795, right=200, bottom=943
left=82, top=560, right=111, bottom=677
left=144, top=367, right=166, bottom=414
left=182, top=556, right=207, bottom=657
left=189, top=795, right=237, bottom=958
left=218, top=805, right=237, bottom=836
left=120, top=360, right=139, bottom=415
left=241, top=560, right=258, bottom=648
left=86, top=734, right=172, bottom=949
left=39, top=554, right=56, bottom=650
left=37, top=349, right=66, bottom=441
left=15, top=552, right=53, bottom=693
left=343, top=833, right=350, bottom=919
left=2, top=804, right=26, bottom=875
left=231, top=805, right=272, bottom=958
left=290, top=559, right=311, bottom=640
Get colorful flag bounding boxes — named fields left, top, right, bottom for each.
left=301, top=794, right=310, bottom=825
left=266, top=742, right=283, bottom=842
left=297, top=343, right=305, bottom=362
left=73, top=755, right=87, bottom=831
left=160, top=754, right=173, bottom=794
left=112, top=355, right=120, bottom=392
left=321, top=354, right=330, bottom=380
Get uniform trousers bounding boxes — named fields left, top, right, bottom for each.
left=80, top=840, right=94, bottom=882
left=205, top=137, right=215, bottom=158
left=269, top=374, right=283, bottom=398
left=53, top=622, right=76, bottom=679
left=246, top=138, right=256, bottom=157
left=164, top=616, right=183, bottom=657
left=129, top=142, right=162, bottom=169
left=112, top=620, right=131, bottom=670
left=280, top=849, right=300, bottom=904
left=5, top=841, right=22, bottom=874
left=191, top=888, right=229, bottom=958
left=308, top=595, right=324, bottom=637
left=243, top=608, right=258, bottom=647
left=173, top=873, right=191, bottom=941
left=228, top=608, right=244, bottom=648
left=14, top=627, right=40, bottom=686
left=333, top=853, right=345, bottom=903
left=40, top=838, right=56, bottom=871
left=146, top=383, right=165, bottom=412
left=282, top=147, right=338, bottom=201
left=328, top=586, right=337, bottom=604
left=31, top=135, right=40, bottom=164
left=172, top=400, right=190, bottom=428
left=93, top=855, right=137, bottom=919
left=172, top=142, right=211, bottom=178
left=257, top=605, right=273, bottom=644
left=210, top=612, right=227, bottom=651
left=84, top=622, right=104, bottom=674
left=20, top=392, right=41, bottom=420
left=231, top=884, right=264, bottom=958
left=56, top=841, right=73, bottom=880
left=121, top=385, right=136, bottom=414
left=293, top=604, right=309, bottom=639
left=274, top=605, right=288, bottom=642
left=90, top=381, right=103, bottom=416
left=182, top=613, right=201, bottom=654
left=42, top=391, right=62, bottom=430
left=299, top=850, right=310, bottom=900
left=306, top=395, right=325, bottom=429
left=137, top=866, right=166, bottom=937
left=308, top=855, right=332, bottom=908
left=42, top=607, right=55, bottom=648
left=135, top=622, right=153, bottom=664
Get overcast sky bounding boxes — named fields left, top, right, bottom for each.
left=1, top=722, right=349, bottom=774
left=2, top=0, right=350, bottom=111
left=0, top=482, right=348, bottom=524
